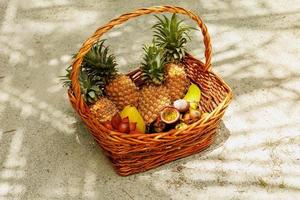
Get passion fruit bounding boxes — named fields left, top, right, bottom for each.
left=160, top=106, right=180, bottom=124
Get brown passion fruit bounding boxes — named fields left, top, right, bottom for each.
left=160, top=106, right=180, bottom=124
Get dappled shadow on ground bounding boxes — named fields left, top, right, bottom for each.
left=1, top=0, right=300, bottom=199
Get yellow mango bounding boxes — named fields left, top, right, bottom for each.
left=120, top=105, right=146, bottom=133
left=184, top=83, right=201, bottom=104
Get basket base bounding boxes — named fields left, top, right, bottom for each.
left=102, top=128, right=217, bottom=176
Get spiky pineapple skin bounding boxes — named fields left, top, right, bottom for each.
left=105, top=75, right=139, bottom=110
left=165, top=63, right=190, bottom=101
left=138, top=85, right=171, bottom=125
left=90, top=97, right=119, bottom=122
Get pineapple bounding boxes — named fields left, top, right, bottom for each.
left=90, top=97, right=119, bottom=122
left=105, top=75, right=139, bottom=110
left=84, top=40, right=139, bottom=110
left=139, top=85, right=171, bottom=125
left=138, top=42, right=171, bottom=125
left=152, top=14, right=192, bottom=100
left=61, top=68, right=118, bottom=122
left=61, top=42, right=119, bottom=122
left=164, top=63, right=190, bottom=101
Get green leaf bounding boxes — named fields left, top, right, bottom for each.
left=152, top=13, right=193, bottom=62
left=83, top=39, right=118, bottom=88
left=88, top=91, right=96, bottom=98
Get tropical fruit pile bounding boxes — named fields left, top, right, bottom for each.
left=62, top=14, right=209, bottom=134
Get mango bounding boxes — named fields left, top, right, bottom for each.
left=184, top=84, right=201, bottom=108
left=120, top=106, right=146, bottom=133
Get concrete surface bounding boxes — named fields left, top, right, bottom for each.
left=1, top=0, right=300, bottom=199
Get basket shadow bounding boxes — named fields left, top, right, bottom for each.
left=205, top=120, right=230, bottom=153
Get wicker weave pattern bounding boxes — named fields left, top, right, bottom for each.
left=67, top=5, right=233, bottom=176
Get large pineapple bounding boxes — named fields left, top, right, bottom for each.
left=164, top=63, right=190, bottom=101
left=153, top=14, right=192, bottom=100
left=139, top=85, right=171, bottom=125
left=138, top=42, right=171, bottom=125
left=84, top=40, right=139, bottom=110
left=105, top=75, right=139, bottom=110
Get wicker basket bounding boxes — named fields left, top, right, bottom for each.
left=68, top=5, right=232, bottom=176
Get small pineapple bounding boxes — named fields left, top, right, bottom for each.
left=61, top=68, right=118, bottom=122
left=84, top=40, right=139, bottom=110
left=61, top=43, right=119, bottom=122
left=153, top=14, right=192, bottom=100
left=90, top=97, right=119, bottom=122
left=138, top=42, right=171, bottom=125
left=105, top=75, right=139, bottom=110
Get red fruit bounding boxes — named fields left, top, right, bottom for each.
left=153, top=117, right=166, bottom=132
left=103, top=121, right=113, bottom=130
left=129, top=122, right=137, bottom=131
left=118, top=122, right=130, bottom=133
left=122, top=117, right=129, bottom=123
left=111, top=113, right=122, bottom=130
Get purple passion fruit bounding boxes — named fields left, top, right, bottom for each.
left=160, top=107, right=180, bottom=124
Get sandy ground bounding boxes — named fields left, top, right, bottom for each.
left=0, top=0, right=300, bottom=199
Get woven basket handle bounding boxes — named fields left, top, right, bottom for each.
left=70, top=5, right=212, bottom=105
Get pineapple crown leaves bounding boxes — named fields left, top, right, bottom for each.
left=60, top=53, right=77, bottom=87
left=60, top=45, right=114, bottom=104
left=152, top=14, right=194, bottom=62
left=141, top=41, right=166, bottom=85
left=83, top=39, right=118, bottom=86
left=61, top=65, right=72, bottom=87
left=60, top=64, right=103, bottom=104
left=79, top=70, right=103, bottom=104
